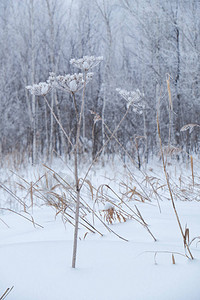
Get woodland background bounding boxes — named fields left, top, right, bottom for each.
left=0, top=0, right=199, bottom=165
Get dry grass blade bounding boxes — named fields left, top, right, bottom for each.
left=184, top=226, right=190, bottom=247
left=134, top=205, right=148, bottom=226
left=15, top=182, right=26, bottom=190
left=0, top=208, right=43, bottom=228
left=79, top=178, right=94, bottom=201
left=83, top=232, right=89, bottom=240
left=0, top=217, right=9, bottom=228
left=0, top=182, right=27, bottom=209
left=143, top=250, right=189, bottom=265
left=0, top=286, right=14, bottom=300
left=172, top=254, right=175, bottom=265
left=50, top=183, right=61, bottom=191
left=189, top=236, right=200, bottom=247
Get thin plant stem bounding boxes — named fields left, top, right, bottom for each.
left=80, top=107, right=130, bottom=191
left=72, top=92, right=79, bottom=122
left=156, top=105, right=193, bottom=259
left=43, top=95, right=73, bottom=147
left=72, top=72, right=87, bottom=268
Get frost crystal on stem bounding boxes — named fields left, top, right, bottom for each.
left=116, top=88, right=144, bottom=113
left=26, top=82, right=52, bottom=96
left=48, top=72, right=93, bottom=93
left=70, top=56, right=103, bottom=71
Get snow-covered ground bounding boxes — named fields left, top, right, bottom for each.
left=0, top=157, right=200, bottom=300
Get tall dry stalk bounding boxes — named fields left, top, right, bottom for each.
left=156, top=105, right=193, bottom=259
left=72, top=75, right=87, bottom=268
left=43, top=92, right=81, bottom=268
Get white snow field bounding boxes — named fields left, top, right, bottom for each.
left=0, top=158, right=200, bottom=300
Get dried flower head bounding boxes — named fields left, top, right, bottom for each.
left=48, top=72, right=93, bottom=93
left=116, top=88, right=144, bottom=113
left=70, top=56, right=103, bottom=71
left=26, top=82, right=52, bottom=96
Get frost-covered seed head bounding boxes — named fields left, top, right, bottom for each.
left=26, top=82, right=51, bottom=96
left=48, top=72, right=93, bottom=93
left=116, top=88, right=144, bottom=112
left=70, top=56, right=103, bottom=70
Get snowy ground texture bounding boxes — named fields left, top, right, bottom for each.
left=0, top=157, right=200, bottom=300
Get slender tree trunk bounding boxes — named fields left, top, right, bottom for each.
left=174, top=1, right=181, bottom=148
left=30, top=0, right=36, bottom=165
left=44, top=102, right=49, bottom=159
left=143, top=105, right=148, bottom=165
left=101, top=84, right=106, bottom=158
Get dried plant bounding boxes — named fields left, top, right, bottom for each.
left=26, top=55, right=104, bottom=268
left=101, top=203, right=127, bottom=225
left=94, top=183, right=156, bottom=241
